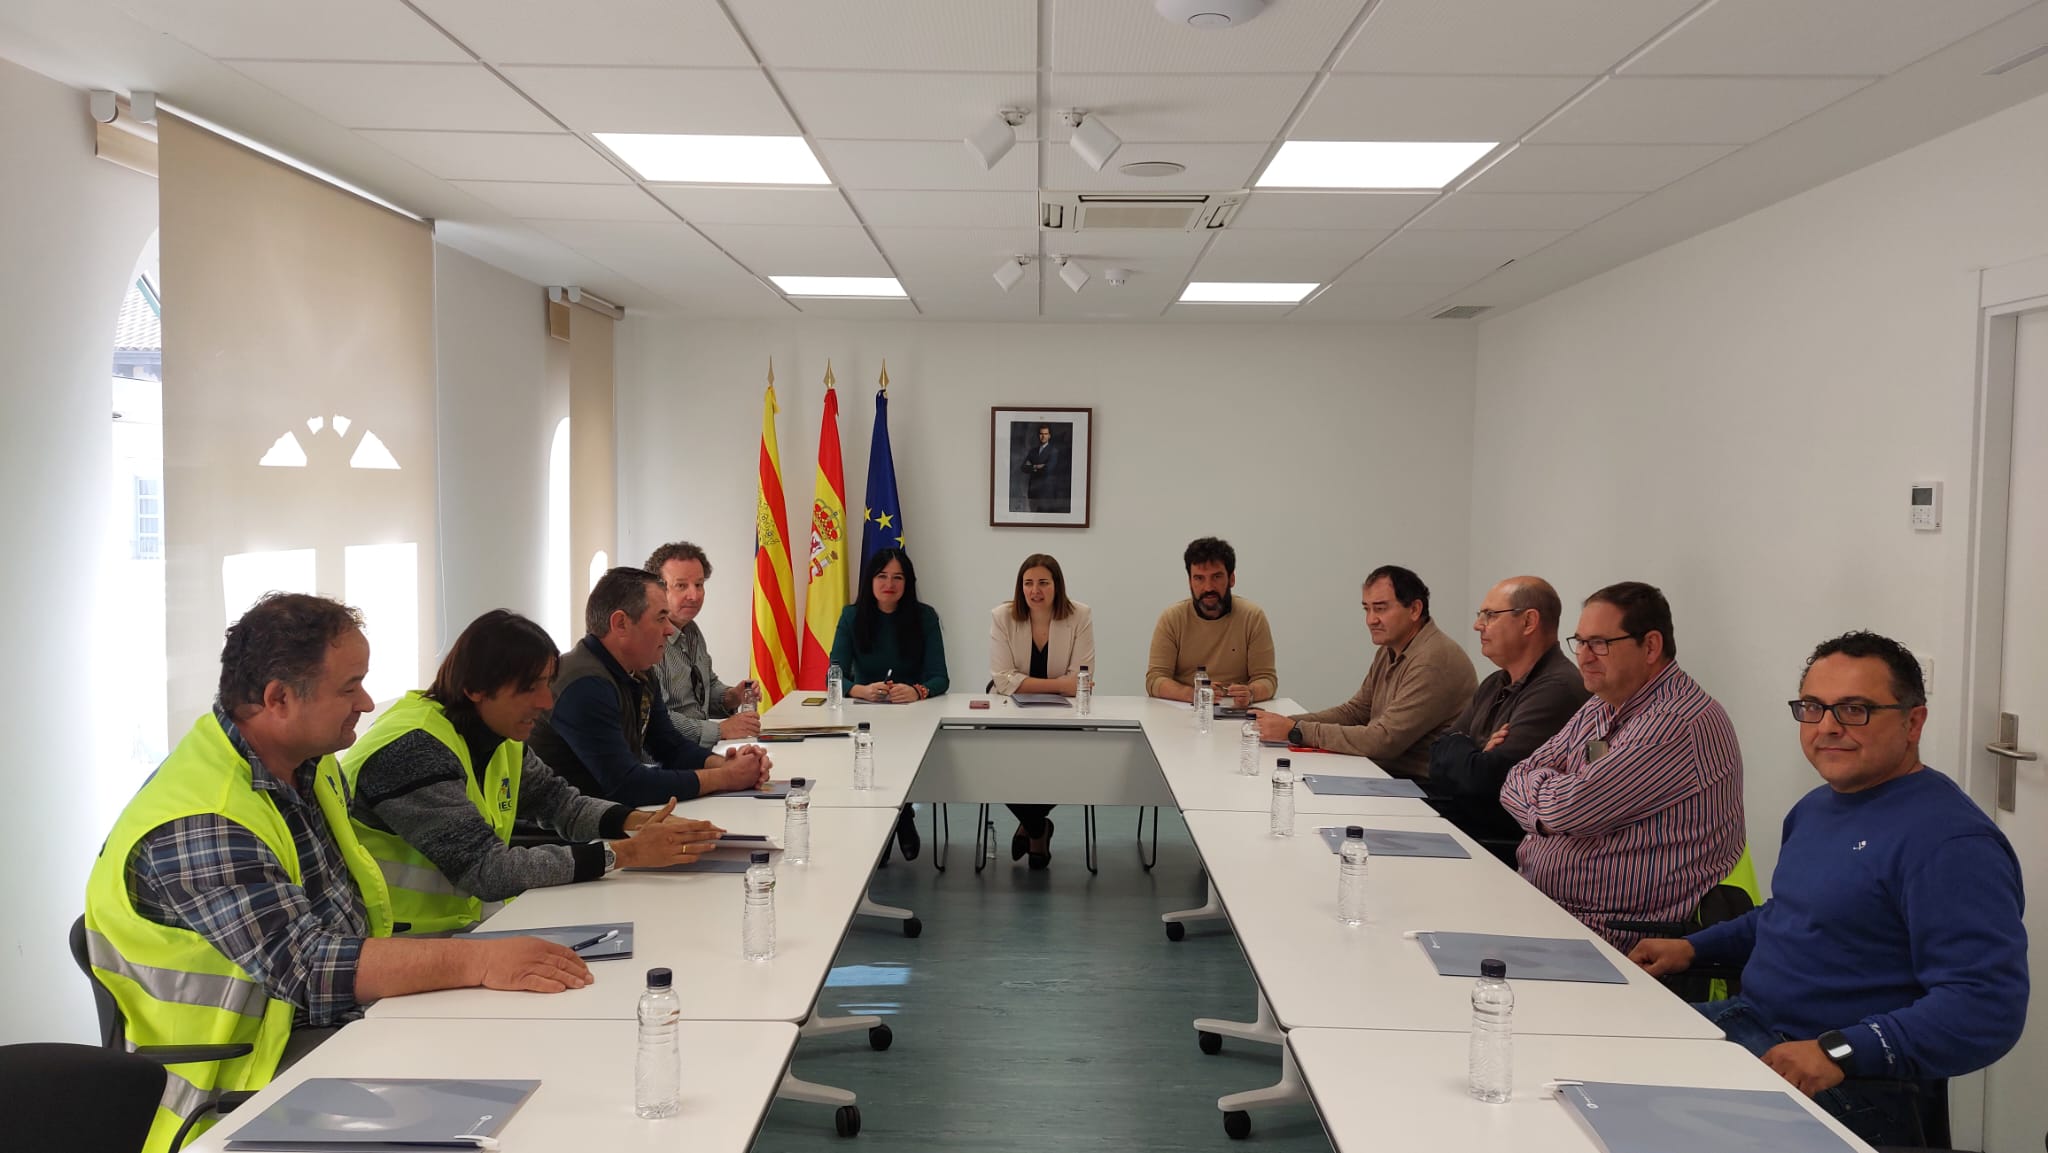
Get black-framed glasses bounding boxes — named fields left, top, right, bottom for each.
left=1565, top=633, right=1640, bottom=656
left=1787, top=699, right=1911, bottom=726
left=1474, top=608, right=1529, bottom=625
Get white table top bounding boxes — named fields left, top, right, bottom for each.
left=1288, top=1027, right=1876, bottom=1153
left=368, top=804, right=897, bottom=1023
left=708, top=731, right=908, bottom=809
left=188, top=1018, right=797, bottom=1153
left=1181, top=809, right=1722, bottom=1040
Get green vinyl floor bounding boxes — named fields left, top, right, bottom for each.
left=749, top=804, right=1338, bottom=1153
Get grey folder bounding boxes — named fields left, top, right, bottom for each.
left=1555, top=1080, right=1861, bottom=1153
left=632, top=857, right=754, bottom=874
left=225, top=1077, right=538, bottom=1149
left=1413, top=931, right=1627, bottom=984
left=1298, top=773, right=1426, bottom=798
left=1010, top=693, right=1072, bottom=708
left=463, top=921, right=633, bottom=960
left=1315, top=827, right=1470, bottom=858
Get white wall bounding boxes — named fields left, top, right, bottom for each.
left=617, top=319, right=1477, bottom=712
left=1471, top=90, right=2048, bottom=887
left=0, top=58, right=159, bottom=1043
left=433, top=244, right=564, bottom=646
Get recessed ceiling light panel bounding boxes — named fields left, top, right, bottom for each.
left=1180, top=282, right=1318, bottom=304
left=1256, top=141, right=1496, bottom=190
left=770, top=276, right=906, bottom=298
left=595, top=133, right=831, bottom=185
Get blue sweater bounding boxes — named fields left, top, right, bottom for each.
left=1688, top=767, right=2027, bottom=1080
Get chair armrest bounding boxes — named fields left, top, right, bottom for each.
left=132, top=1043, right=255, bottom=1064
left=214, top=1090, right=257, bottom=1116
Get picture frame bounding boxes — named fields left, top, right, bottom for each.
left=990, top=406, right=1092, bottom=528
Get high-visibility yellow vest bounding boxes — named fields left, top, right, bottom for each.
left=339, top=692, right=523, bottom=935
left=83, top=713, right=390, bottom=1153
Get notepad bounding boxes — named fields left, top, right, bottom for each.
left=225, top=1077, right=538, bottom=1149
left=1297, top=774, right=1426, bottom=798
left=632, top=858, right=754, bottom=874
left=1412, top=931, right=1626, bottom=984
left=1315, top=827, right=1470, bottom=859
left=1010, top=693, right=1072, bottom=708
left=463, top=921, right=633, bottom=960
left=1554, top=1081, right=1862, bottom=1153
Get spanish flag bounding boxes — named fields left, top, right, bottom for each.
left=749, top=365, right=798, bottom=705
left=798, top=362, right=847, bottom=689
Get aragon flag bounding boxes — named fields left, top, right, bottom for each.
left=748, top=363, right=798, bottom=704
left=798, top=362, right=847, bottom=689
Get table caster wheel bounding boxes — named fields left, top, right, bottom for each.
left=902, top=917, right=923, bottom=938
left=869, top=1024, right=893, bottom=1051
left=1198, top=1030, right=1222, bottom=1055
left=1223, top=1110, right=1251, bottom=1140
left=835, top=1105, right=861, bottom=1137
left=1166, top=921, right=1186, bottom=942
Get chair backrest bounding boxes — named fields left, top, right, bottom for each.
left=70, top=914, right=126, bottom=1049
left=4, top=1041, right=164, bottom=1153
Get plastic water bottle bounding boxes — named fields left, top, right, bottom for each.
left=826, top=664, right=844, bottom=708
left=1337, top=826, right=1370, bottom=925
left=1194, top=667, right=1213, bottom=734
left=736, top=680, right=758, bottom=715
left=1075, top=665, right=1093, bottom=716
left=634, top=967, right=681, bottom=1118
left=742, top=851, right=776, bottom=961
left=784, top=777, right=810, bottom=866
left=1269, top=758, right=1295, bottom=837
left=852, top=722, right=875, bottom=790
left=984, top=818, right=998, bottom=863
left=1238, top=716, right=1261, bottom=775
left=1469, top=958, right=1514, bottom=1103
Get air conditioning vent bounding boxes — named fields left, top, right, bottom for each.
left=1432, top=305, right=1492, bottom=320
left=1041, top=191, right=1245, bottom=232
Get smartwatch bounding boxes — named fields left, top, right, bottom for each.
left=601, top=841, right=618, bottom=875
left=1816, top=1029, right=1854, bottom=1068
left=1287, top=724, right=1305, bottom=746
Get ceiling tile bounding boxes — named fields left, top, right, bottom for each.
left=846, top=189, right=1039, bottom=229
left=1337, top=0, right=1699, bottom=75
left=1040, top=229, right=1211, bottom=263
left=1166, top=301, right=1315, bottom=323
left=529, top=218, right=734, bottom=271
left=1625, top=0, right=2037, bottom=77
left=1531, top=76, right=1873, bottom=145
left=1192, top=229, right=1388, bottom=281
left=1042, top=271, right=1185, bottom=320
left=1293, top=74, right=1590, bottom=141
left=818, top=140, right=1037, bottom=191
left=413, top=0, right=755, bottom=66
left=1229, top=191, right=1435, bottom=230
left=696, top=225, right=891, bottom=277
left=118, top=0, right=465, bottom=61
left=626, top=266, right=794, bottom=316
left=1051, top=0, right=1373, bottom=73
left=791, top=298, right=922, bottom=319
left=1286, top=281, right=1467, bottom=321
left=906, top=273, right=1041, bottom=319
left=1043, top=141, right=1267, bottom=191
left=359, top=130, right=629, bottom=183
left=1460, top=143, right=1736, bottom=193
left=650, top=187, right=860, bottom=227
left=434, top=219, right=642, bottom=295
left=451, top=181, right=675, bottom=221
left=726, top=0, right=1036, bottom=70
left=1045, top=74, right=1317, bottom=143
left=777, top=71, right=1037, bottom=143
left=501, top=66, right=797, bottom=135
left=228, top=62, right=554, bottom=132
left=1340, top=228, right=1566, bottom=283
left=1408, top=191, right=1638, bottom=230
left=872, top=227, right=1040, bottom=270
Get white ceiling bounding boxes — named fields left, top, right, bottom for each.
left=5, top=0, right=2048, bottom=322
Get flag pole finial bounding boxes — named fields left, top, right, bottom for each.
left=767, top=357, right=775, bottom=388
left=878, top=359, right=890, bottom=392
left=824, top=358, right=835, bottom=388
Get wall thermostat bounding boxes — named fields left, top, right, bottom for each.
left=1910, top=482, right=1942, bottom=531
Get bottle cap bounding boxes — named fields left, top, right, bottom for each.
left=647, top=966, right=673, bottom=988
left=791, top=776, right=807, bottom=789
left=1276, top=757, right=1291, bottom=769
left=1345, top=826, right=1364, bottom=838
left=751, top=850, right=771, bottom=864
left=857, top=721, right=871, bottom=731
left=1078, top=665, right=1089, bottom=671
left=1480, top=958, right=1507, bottom=979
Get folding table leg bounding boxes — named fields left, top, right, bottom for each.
left=1214, top=1042, right=1307, bottom=1139
left=1193, top=988, right=1282, bottom=1050
left=1161, top=869, right=1226, bottom=941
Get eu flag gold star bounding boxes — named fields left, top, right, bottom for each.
left=876, top=512, right=894, bottom=530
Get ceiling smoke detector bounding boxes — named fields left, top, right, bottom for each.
left=1155, top=0, right=1267, bottom=29
left=1118, top=160, right=1186, bottom=178
left=1102, top=267, right=1132, bottom=286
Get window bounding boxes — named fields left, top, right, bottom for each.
left=132, top=476, right=162, bottom=560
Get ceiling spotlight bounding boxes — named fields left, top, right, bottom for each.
left=1102, top=267, right=1132, bottom=286
left=993, top=256, right=1030, bottom=292
left=965, top=108, right=1029, bottom=170
left=1064, top=110, right=1122, bottom=173
left=1057, top=256, right=1090, bottom=293
left=1156, top=0, right=1268, bottom=28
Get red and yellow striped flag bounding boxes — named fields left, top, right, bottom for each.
left=749, top=363, right=798, bottom=704
left=798, top=362, right=847, bottom=689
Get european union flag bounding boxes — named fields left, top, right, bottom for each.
left=860, top=386, right=904, bottom=571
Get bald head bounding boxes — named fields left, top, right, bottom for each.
left=1501, top=576, right=1562, bottom=636
left=1474, top=575, right=1561, bottom=674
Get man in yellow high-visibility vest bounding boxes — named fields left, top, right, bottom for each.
left=85, top=593, right=594, bottom=1153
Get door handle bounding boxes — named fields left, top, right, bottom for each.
left=1988, top=713, right=2034, bottom=813
left=1984, top=742, right=2038, bottom=761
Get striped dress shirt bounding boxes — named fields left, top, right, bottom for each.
left=1501, top=662, right=1744, bottom=951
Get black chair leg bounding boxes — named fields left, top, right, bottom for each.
left=931, top=803, right=949, bottom=872
left=974, top=804, right=993, bottom=874
left=1084, top=805, right=1099, bottom=874
left=1136, top=806, right=1160, bottom=871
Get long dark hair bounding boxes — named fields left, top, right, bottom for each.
left=428, top=609, right=558, bottom=716
left=854, top=547, right=925, bottom=669
left=1010, top=553, right=1074, bottom=622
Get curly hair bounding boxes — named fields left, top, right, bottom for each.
left=218, top=593, right=364, bottom=708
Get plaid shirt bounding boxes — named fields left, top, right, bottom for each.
left=125, top=705, right=368, bottom=1027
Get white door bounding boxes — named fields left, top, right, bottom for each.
left=1982, top=306, right=2048, bottom=1153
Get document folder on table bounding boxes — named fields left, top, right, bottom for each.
left=1297, top=774, right=1425, bottom=798
left=462, top=921, right=633, bottom=960
left=630, top=856, right=753, bottom=874
left=1554, top=1080, right=1861, bottom=1153
left=1315, top=827, right=1469, bottom=858
left=1412, top=931, right=1626, bottom=984
left=1010, top=693, right=1071, bottom=708
left=225, top=1077, right=538, bottom=1149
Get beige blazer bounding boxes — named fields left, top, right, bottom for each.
left=988, top=601, right=1097, bottom=695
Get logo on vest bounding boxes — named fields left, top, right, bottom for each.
left=1851, top=839, right=1867, bottom=851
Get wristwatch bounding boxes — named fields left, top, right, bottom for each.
left=601, top=841, right=618, bottom=875
left=1816, top=1029, right=1854, bottom=1068
left=1287, top=724, right=1305, bottom=746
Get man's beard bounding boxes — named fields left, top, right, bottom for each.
left=1192, top=589, right=1232, bottom=620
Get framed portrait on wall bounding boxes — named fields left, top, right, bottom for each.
left=990, top=406, right=1091, bottom=528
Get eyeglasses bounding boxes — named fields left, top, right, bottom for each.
left=1786, top=699, right=1911, bottom=726
left=1474, top=608, right=1528, bottom=625
left=1565, top=633, right=1640, bottom=656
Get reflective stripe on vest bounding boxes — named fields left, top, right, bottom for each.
left=339, top=692, right=524, bottom=934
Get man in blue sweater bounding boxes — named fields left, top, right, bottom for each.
left=1630, top=631, right=2027, bottom=1146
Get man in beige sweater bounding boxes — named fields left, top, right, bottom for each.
left=1146, top=537, right=1278, bottom=706
left=1251, top=564, right=1476, bottom=779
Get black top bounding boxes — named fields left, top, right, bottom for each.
left=1029, top=641, right=1049, bottom=680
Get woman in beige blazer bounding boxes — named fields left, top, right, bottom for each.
left=988, top=553, right=1097, bottom=869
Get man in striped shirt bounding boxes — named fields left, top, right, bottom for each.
left=1501, top=581, right=1744, bottom=950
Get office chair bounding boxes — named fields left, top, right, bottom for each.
left=4, top=1041, right=189, bottom=1153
